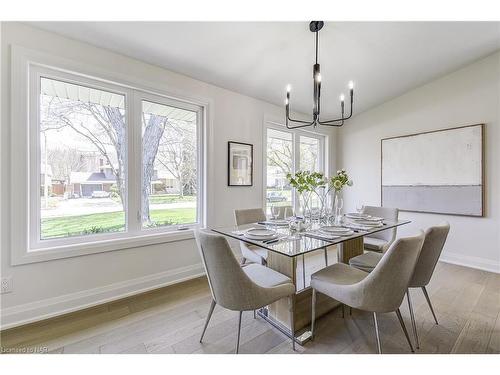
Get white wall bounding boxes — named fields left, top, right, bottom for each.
left=338, top=51, right=500, bottom=273
left=0, top=22, right=336, bottom=328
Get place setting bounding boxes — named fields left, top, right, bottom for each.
left=344, top=211, right=385, bottom=231
left=231, top=227, right=290, bottom=245
left=304, top=225, right=355, bottom=242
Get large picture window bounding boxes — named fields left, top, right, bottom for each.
left=265, top=125, right=325, bottom=213
left=24, top=64, right=205, bottom=255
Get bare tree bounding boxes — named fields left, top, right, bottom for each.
left=156, top=121, right=197, bottom=197
left=142, top=114, right=168, bottom=223
left=46, top=148, right=87, bottom=182
left=267, top=137, right=293, bottom=176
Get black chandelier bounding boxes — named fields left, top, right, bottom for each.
left=285, top=21, right=355, bottom=129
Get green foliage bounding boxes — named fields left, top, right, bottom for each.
left=286, top=171, right=327, bottom=193
left=329, top=169, right=353, bottom=191
left=286, top=169, right=353, bottom=193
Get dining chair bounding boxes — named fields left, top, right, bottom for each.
left=234, top=208, right=267, bottom=265
left=194, top=229, right=296, bottom=353
left=406, top=222, right=450, bottom=348
left=360, top=206, right=399, bottom=253
left=310, top=231, right=425, bottom=354
left=348, top=222, right=450, bottom=348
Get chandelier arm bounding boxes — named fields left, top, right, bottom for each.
left=286, top=111, right=314, bottom=124
left=317, top=99, right=353, bottom=124
left=317, top=119, right=344, bottom=127
left=286, top=117, right=316, bottom=129
left=286, top=122, right=316, bottom=129
left=318, top=112, right=352, bottom=124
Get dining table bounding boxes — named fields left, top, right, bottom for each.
left=211, top=217, right=411, bottom=345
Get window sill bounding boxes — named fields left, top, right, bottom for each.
left=12, top=229, right=196, bottom=266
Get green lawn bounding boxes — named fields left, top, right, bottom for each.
left=41, top=208, right=196, bottom=239
left=148, top=194, right=196, bottom=204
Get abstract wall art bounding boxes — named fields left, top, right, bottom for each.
left=381, top=124, right=484, bottom=216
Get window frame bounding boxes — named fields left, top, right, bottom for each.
left=10, top=46, right=209, bottom=265
left=263, top=121, right=327, bottom=213
left=30, top=66, right=132, bottom=250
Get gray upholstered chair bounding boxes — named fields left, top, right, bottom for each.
left=310, top=231, right=425, bottom=354
left=195, top=229, right=296, bottom=353
left=359, top=205, right=399, bottom=253
left=234, top=208, right=267, bottom=265
left=406, top=222, right=450, bottom=348
left=348, top=222, right=450, bottom=349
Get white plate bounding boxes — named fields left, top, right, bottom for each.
left=320, top=226, right=351, bottom=233
left=244, top=228, right=277, bottom=240
left=358, top=216, right=383, bottom=222
left=244, top=233, right=279, bottom=240
left=246, top=228, right=276, bottom=236
left=345, top=213, right=369, bottom=219
left=320, top=229, right=354, bottom=237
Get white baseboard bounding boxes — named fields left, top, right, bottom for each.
left=1, top=263, right=205, bottom=330
left=440, top=252, right=500, bottom=274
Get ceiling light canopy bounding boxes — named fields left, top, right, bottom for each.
left=285, top=21, right=355, bottom=128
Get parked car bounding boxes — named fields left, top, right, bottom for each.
left=266, top=191, right=287, bottom=202
left=91, top=190, right=111, bottom=198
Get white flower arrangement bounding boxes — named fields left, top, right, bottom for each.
left=329, top=169, right=353, bottom=192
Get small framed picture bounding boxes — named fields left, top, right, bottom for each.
left=228, top=141, right=253, bottom=186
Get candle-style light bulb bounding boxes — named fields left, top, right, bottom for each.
left=340, top=93, right=345, bottom=102
left=285, top=98, right=289, bottom=106
left=286, top=84, right=292, bottom=93
left=316, top=73, right=322, bottom=83
left=348, top=81, right=354, bottom=90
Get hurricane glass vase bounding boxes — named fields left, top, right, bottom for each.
left=333, top=190, right=344, bottom=226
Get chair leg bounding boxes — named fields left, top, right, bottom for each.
left=395, top=308, right=415, bottom=353
left=406, top=289, right=419, bottom=349
left=289, top=296, right=296, bottom=351
left=253, top=310, right=256, bottom=319
left=235, top=311, right=243, bottom=354
left=349, top=306, right=352, bottom=315
left=199, top=299, right=216, bottom=343
left=373, top=312, right=382, bottom=354
left=311, top=289, right=317, bottom=340
left=422, top=286, right=438, bottom=325
left=342, top=304, right=345, bottom=318
left=324, top=248, right=328, bottom=266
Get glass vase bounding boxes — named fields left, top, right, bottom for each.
left=299, top=191, right=311, bottom=223
left=333, top=190, right=344, bottom=226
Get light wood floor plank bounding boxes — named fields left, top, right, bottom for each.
left=1, top=262, right=498, bottom=354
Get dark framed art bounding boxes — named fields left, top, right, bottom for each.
left=228, top=141, right=253, bottom=186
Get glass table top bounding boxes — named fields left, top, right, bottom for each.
left=211, top=219, right=411, bottom=257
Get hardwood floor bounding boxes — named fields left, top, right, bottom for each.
left=1, top=262, right=499, bottom=354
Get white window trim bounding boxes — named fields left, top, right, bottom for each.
left=10, top=45, right=212, bottom=266
left=262, top=118, right=328, bottom=212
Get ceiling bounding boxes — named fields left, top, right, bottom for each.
left=31, top=22, right=500, bottom=117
